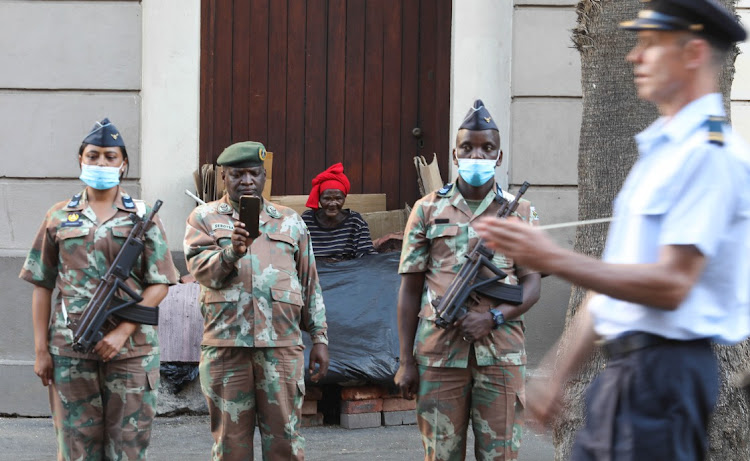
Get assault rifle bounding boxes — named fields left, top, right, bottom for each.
left=71, top=200, right=163, bottom=353
left=432, top=182, right=530, bottom=329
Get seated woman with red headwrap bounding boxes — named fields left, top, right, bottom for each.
left=302, top=163, right=377, bottom=260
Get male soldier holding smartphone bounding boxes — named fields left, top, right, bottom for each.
left=184, top=141, right=329, bottom=460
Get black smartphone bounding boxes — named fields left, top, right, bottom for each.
left=239, top=195, right=261, bottom=238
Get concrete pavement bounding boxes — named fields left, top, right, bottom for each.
left=0, top=415, right=554, bottom=461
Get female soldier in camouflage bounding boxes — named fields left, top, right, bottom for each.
left=19, top=118, right=179, bottom=460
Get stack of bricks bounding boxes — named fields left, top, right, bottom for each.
left=301, top=386, right=324, bottom=427
left=339, top=385, right=417, bottom=429
left=382, top=391, right=417, bottom=426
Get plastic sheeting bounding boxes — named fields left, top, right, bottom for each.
left=303, top=252, right=402, bottom=385
left=160, top=362, right=200, bottom=393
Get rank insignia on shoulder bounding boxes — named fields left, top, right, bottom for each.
left=122, top=194, right=136, bottom=210
left=66, top=193, right=82, bottom=208
left=62, top=213, right=82, bottom=227
left=437, top=183, right=453, bottom=196
left=218, top=203, right=232, bottom=214
left=707, top=116, right=725, bottom=146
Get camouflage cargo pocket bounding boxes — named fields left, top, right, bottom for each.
left=425, top=224, right=459, bottom=267
left=271, top=287, right=304, bottom=341
left=264, top=233, right=298, bottom=274
left=201, top=289, right=241, bottom=328
left=57, top=227, right=90, bottom=270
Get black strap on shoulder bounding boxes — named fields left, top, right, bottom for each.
left=707, top=116, right=726, bottom=146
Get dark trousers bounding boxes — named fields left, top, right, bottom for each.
left=572, top=336, right=718, bottom=461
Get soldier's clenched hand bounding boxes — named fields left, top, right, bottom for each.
left=94, top=321, right=137, bottom=362
left=394, top=363, right=419, bottom=400
left=34, top=350, right=54, bottom=386
left=309, top=344, right=329, bottom=382
left=455, top=311, right=495, bottom=342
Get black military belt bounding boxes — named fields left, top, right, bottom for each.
left=601, top=332, right=680, bottom=358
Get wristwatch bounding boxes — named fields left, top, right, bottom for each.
left=489, top=308, right=505, bottom=329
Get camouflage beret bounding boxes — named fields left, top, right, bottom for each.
left=216, top=141, right=267, bottom=168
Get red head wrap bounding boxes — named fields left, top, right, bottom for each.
left=305, top=163, right=351, bottom=209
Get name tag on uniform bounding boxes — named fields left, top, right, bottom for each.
left=212, top=223, right=234, bottom=232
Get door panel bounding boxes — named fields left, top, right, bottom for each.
left=200, top=0, right=452, bottom=209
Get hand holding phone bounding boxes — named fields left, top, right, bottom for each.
left=239, top=195, right=261, bottom=239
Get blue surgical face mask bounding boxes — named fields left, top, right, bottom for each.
left=79, top=163, right=123, bottom=190
left=457, top=156, right=498, bottom=187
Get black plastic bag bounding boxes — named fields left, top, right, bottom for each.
left=304, top=252, right=401, bottom=385
left=160, top=362, right=200, bottom=393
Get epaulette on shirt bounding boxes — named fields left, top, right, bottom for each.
left=121, top=194, right=148, bottom=218
left=66, top=192, right=82, bottom=209
left=492, top=184, right=516, bottom=205
left=122, top=194, right=136, bottom=210
left=436, top=183, right=453, bottom=197
left=707, top=116, right=726, bottom=146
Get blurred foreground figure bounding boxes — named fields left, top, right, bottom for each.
left=475, top=1, right=750, bottom=459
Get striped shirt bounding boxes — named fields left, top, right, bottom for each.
left=301, top=209, right=377, bottom=259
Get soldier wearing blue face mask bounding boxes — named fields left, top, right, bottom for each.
left=395, top=99, right=542, bottom=461
left=19, top=117, right=179, bottom=460
left=78, top=118, right=130, bottom=190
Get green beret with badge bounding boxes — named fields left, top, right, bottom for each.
left=216, top=141, right=267, bottom=168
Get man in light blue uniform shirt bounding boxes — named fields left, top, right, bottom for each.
left=474, top=0, right=750, bottom=459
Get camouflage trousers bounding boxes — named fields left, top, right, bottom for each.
left=48, top=353, right=160, bottom=461
left=416, top=355, right=525, bottom=461
left=199, top=345, right=306, bottom=461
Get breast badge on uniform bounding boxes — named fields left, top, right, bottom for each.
left=218, top=203, right=232, bottom=214
left=266, top=204, right=280, bottom=218
left=62, top=213, right=83, bottom=227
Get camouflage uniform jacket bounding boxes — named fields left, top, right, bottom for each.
left=19, top=188, right=179, bottom=360
left=184, top=194, right=328, bottom=348
left=399, top=183, right=540, bottom=368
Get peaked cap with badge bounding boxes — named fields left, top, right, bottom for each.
left=217, top=141, right=267, bottom=168
left=82, top=118, right=125, bottom=148
left=620, top=0, right=747, bottom=48
left=459, top=99, right=499, bottom=131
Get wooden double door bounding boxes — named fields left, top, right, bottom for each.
left=200, top=0, right=452, bottom=209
